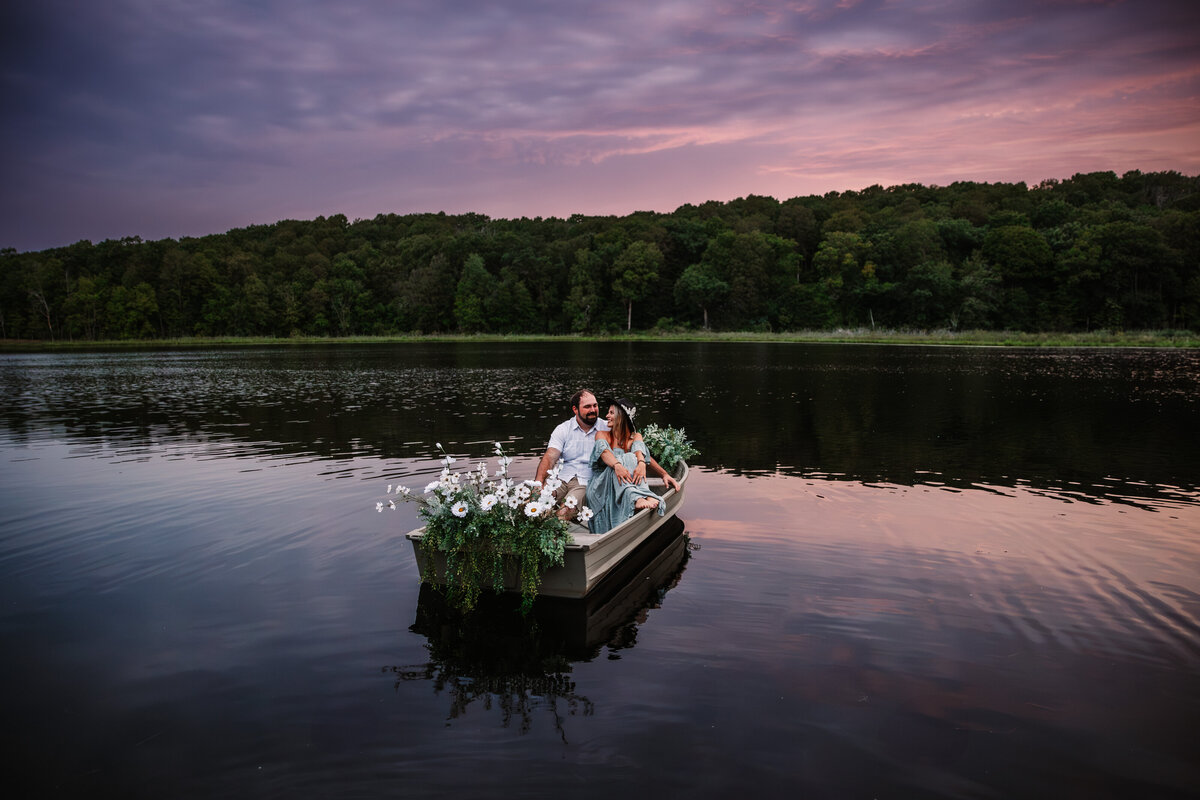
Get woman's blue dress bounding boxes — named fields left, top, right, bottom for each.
left=585, top=438, right=665, bottom=534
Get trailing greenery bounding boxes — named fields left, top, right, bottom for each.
left=3, top=170, right=1198, bottom=341
left=388, top=444, right=588, bottom=613
left=640, top=424, right=699, bottom=470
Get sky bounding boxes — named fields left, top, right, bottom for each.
left=2, top=0, right=1199, bottom=252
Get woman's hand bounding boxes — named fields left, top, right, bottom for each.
left=632, top=461, right=646, bottom=483
left=614, top=463, right=633, bottom=484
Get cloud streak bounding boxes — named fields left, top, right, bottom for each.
left=2, top=0, right=1198, bottom=250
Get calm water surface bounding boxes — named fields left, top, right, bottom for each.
left=1, top=342, right=1198, bottom=798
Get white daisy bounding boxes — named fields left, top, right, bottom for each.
left=564, top=495, right=578, bottom=509
left=480, top=494, right=498, bottom=511
left=451, top=501, right=469, bottom=518
left=524, top=501, right=542, bottom=517
left=577, top=506, right=594, bottom=523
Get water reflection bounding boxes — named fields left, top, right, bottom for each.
left=2, top=344, right=1199, bottom=797
left=389, top=519, right=691, bottom=737
left=1, top=343, right=1196, bottom=508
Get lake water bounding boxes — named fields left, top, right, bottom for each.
left=1, top=342, right=1198, bottom=798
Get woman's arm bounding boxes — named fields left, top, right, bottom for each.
left=631, top=440, right=647, bottom=484
left=595, top=435, right=634, bottom=484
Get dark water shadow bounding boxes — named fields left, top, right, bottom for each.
left=386, top=517, right=691, bottom=738
left=4, top=343, right=1198, bottom=508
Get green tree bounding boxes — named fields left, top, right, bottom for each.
left=982, top=225, right=1053, bottom=284
left=778, top=282, right=838, bottom=329
left=489, top=266, right=537, bottom=332
left=326, top=254, right=371, bottom=335
left=612, top=241, right=662, bottom=330
left=64, top=275, right=108, bottom=340
left=399, top=253, right=456, bottom=332
left=698, top=231, right=796, bottom=328
left=453, top=253, right=496, bottom=333
left=811, top=231, right=872, bottom=322
left=776, top=202, right=821, bottom=265
left=937, top=218, right=984, bottom=264
left=239, top=273, right=273, bottom=335
left=27, top=257, right=64, bottom=340
left=673, top=263, right=728, bottom=329
left=901, top=260, right=957, bottom=328
left=563, top=249, right=601, bottom=332
left=106, top=282, right=159, bottom=339
left=956, top=255, right=1002, bottom=329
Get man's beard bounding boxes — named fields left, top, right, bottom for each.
left=579, top=410, right=598, bottom=426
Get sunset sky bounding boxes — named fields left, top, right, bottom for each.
left=3, top=0, right=1198, bottom=252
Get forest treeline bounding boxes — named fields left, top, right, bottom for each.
left=2, top=170, right=1198, bottom=340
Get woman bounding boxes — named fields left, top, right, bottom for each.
left=585, top=398, right=681, bottom=534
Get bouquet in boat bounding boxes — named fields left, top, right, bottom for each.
left=380, top=442, right=594, bottom=611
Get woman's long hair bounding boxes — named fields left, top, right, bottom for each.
left=609, top=397, right=636, bottom=449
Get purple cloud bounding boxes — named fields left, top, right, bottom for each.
left=2, top=0, right=1198, bottom=250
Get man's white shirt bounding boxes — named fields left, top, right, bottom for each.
left=547, top=417, right=610, bottom=485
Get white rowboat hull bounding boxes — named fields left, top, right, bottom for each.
left=405, top=460, right=689, bottom=599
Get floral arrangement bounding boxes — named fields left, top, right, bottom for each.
left=639, top=424, right=699, bottom=471
left=380, top=442, right=594, bottom=612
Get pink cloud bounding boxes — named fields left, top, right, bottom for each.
left=3, top=0, right=1198, bottom=250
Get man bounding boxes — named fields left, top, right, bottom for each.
left=536, top=389, right=676, bottom=522
left=535, top=389, right=608, bottom=520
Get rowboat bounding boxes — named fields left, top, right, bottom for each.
left=408, top=515, right=691, bottom=661
left=392, top=518, right=691, bottom=721
left=405, top=459, right=690, bottom=599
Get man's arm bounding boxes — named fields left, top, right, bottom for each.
left=647, top=454, right=681, bottom=491
left=535, top=447, right=561, bottom=485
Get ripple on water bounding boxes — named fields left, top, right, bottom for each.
left=681, top=470, right=1200, bottom=672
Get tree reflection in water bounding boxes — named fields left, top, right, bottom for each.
left=387, top=518, right=692, bottom=740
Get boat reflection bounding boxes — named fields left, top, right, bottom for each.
left=387, top=517, right=692, bottom=736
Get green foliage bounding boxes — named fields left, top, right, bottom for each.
left=982, top=225, right=1053, bottom=284
left=674, top=262, right=728, bottom=329
left=454, top=253, right=495, bottom=332
left=563, top=249, right=601, bottom=332
left=639, top=424, right=699, bottom=470
left=779, top=282, right=838, bottom=329
left=2, top=171, right=1198, bottom=341
left=612, top=240, right=663, bottom=330
left=395, top=445, right=580, bottom=613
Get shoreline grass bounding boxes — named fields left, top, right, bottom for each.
left=2, top=328, right=1197, bottom=352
